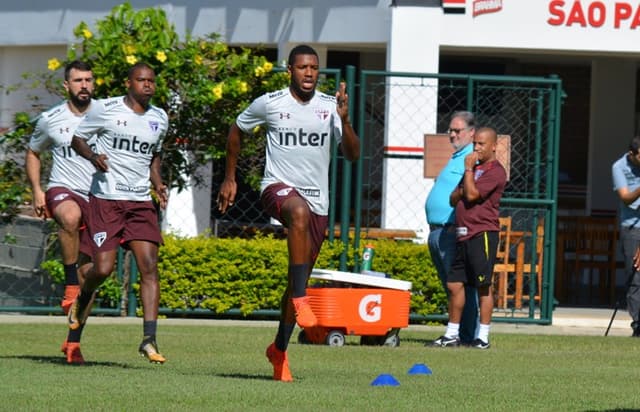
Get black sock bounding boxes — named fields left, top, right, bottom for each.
left=275, top=322, right=295, bottom=352
left=143, top=321, right=157, bottom=342
left=77, top=289, right=93, bottom=308
left=290, top=264, right=310, bottom=298
left=64, top=263, right=79, bottom=285
left=67, top=324, right=84, bottom=343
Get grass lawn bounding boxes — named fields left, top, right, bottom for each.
left=1, top=320, right=639, bottom=411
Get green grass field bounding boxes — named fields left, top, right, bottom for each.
left=1, top=320, right=640, bottom=411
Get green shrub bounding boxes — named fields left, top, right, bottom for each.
left=40, top=258, right=122, bottom=308
left=157, top=234, right=445, bottom=317
left=359, top=239, right=446, bottom=316
left=40, top=233, right=445, bottom=318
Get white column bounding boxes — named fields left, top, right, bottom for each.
left=588, top=58, right=637, bottom=214
left=163, top=158, right=212, bottom=237
left=382, top=6, right=441, bottom=232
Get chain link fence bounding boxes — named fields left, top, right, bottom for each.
left=354, top=71, right=561, bottom=321
left=1, top=69, right=562, bottom=323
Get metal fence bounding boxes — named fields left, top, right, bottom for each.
left=0, top=68, right=562, bottom=324
left=353, top=71, right=562, bottom=323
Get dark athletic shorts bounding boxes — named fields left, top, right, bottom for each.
left=45, top=186, right=92, bottom=256
left=87, top=195, right=162, bottom=253
left=448, top=231, right=499, bottom=288
left=260, top=182, right=328, bottom=263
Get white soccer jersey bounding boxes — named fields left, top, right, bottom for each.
left=74, top=96, right=168, bottom=201
left=28, top=100, right=97, bottom=197
left=236, top=87, right=343, bottom=215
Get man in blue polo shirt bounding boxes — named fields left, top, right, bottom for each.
left=612, top=136, right=640, bottom=337
left=425, top=111, right=478, bottom=346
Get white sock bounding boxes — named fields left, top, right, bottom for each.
left=477, top=323, right=490, bottom=342
left=445, top=322, right=460, bottom=338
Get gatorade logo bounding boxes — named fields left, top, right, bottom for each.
left=359, top=294, right=382, bottom=323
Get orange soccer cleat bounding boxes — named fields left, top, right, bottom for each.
left=291, top=296, right=317, bottom=328
left=139, top=340, right=166, bottom=364
left=61, top=285, right=80, bottom=315
left=265, top=342, right=293, bottom=382
left=65, top=342, right=84, bottom=365
left=67, top=297, right=90, bottom=330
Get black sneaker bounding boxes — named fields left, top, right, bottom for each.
left=632, top=328, right=640, bottom=337
left=471, top=338, right=490, bottom=349
left=428, top=335, right=460, bottom=347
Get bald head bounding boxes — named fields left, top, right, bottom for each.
left=473, top=127, right=498, bottom=164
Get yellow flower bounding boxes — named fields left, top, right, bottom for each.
left=126, top=55, right=138, bottom=65
left=47, top=58, right=61, bottom=71
left=82, top=28, right=93, bottom=39
left=212, top=83, right=223, bottom=100
left=155, top=50, right=167, bottom=63
left=213, top=43, right=228, bottom=53
left=123, top=44, right=136, bottom=55
left=263, top=61, right=273, bottom=72
left=252, top=125, right=261, bottom=134
left=238, top=81, right=248, bottom=94
left=96, top=78, right=104, bottom=86
left=254, top=66, right=265, bottom=77
left=194, top=55, right=203, bottom=65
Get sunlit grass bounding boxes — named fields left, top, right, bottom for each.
left=1, top=321, right=639, bottom=411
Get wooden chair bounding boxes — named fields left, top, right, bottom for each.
left=493, top=216, right=513, bottom=309
left=493, top=216, right=545, bottom=309
left=510, top=218, right=545, bottom=309
left=555, top=216, right=580, bottom=303
left=572, top=216, right=617, bottom=305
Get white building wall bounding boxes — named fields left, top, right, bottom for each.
left=383, top=6, right=441, bottom=232
left=589, top=58, right=637, bottom=213
left=0, top=1, right=639, bottom=232
left=0, top=45, right=66, bottom=127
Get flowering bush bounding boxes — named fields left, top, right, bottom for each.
left=11, top=2, right=289, bottom=196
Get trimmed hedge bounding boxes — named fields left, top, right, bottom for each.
left=157, top=233, right=446, bottom=318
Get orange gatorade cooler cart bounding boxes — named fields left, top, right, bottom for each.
left=298, top=269, right=412, bottom=347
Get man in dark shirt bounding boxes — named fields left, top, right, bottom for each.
left=431, top=127, right=506, bottom=349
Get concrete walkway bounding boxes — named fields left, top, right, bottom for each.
left=0, top=306, right=633, bottom=337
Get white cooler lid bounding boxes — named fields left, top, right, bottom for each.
left=310, top=269, right=412, bottom=291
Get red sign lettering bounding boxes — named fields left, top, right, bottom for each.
left=548, top=0, right=640, bottom=29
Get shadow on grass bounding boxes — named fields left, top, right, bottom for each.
left=0, top=355, right=144, bottom=369
left=217, top=373, right=274, bottom=381
left=400, top=336, right=434, bottom=346
left=585, top=409, right=640, bottom=412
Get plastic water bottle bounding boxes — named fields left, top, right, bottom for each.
left=361, top=244, right=375, bottom=272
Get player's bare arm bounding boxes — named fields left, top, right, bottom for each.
left=25, top=149, right=49, bottom=218
left=150, top=154, right=167, bottom=209
left=335, top=81, right=360, bottom=161
left=217, top=123, right=242, bottom=213
left=71, top=135, right=108, bottom=172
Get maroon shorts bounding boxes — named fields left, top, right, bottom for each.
left=87, top=195, right=162, bottom=253
left=261, top=182, right=328, bottom=263
left=45, top=187, right=92, bottom=256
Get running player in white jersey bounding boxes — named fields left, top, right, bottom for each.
left=25, top=60, right=96, bottom=364
left=217, top=45, right=360, bottom=381
left=70, top=62, right=169, bottom=364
